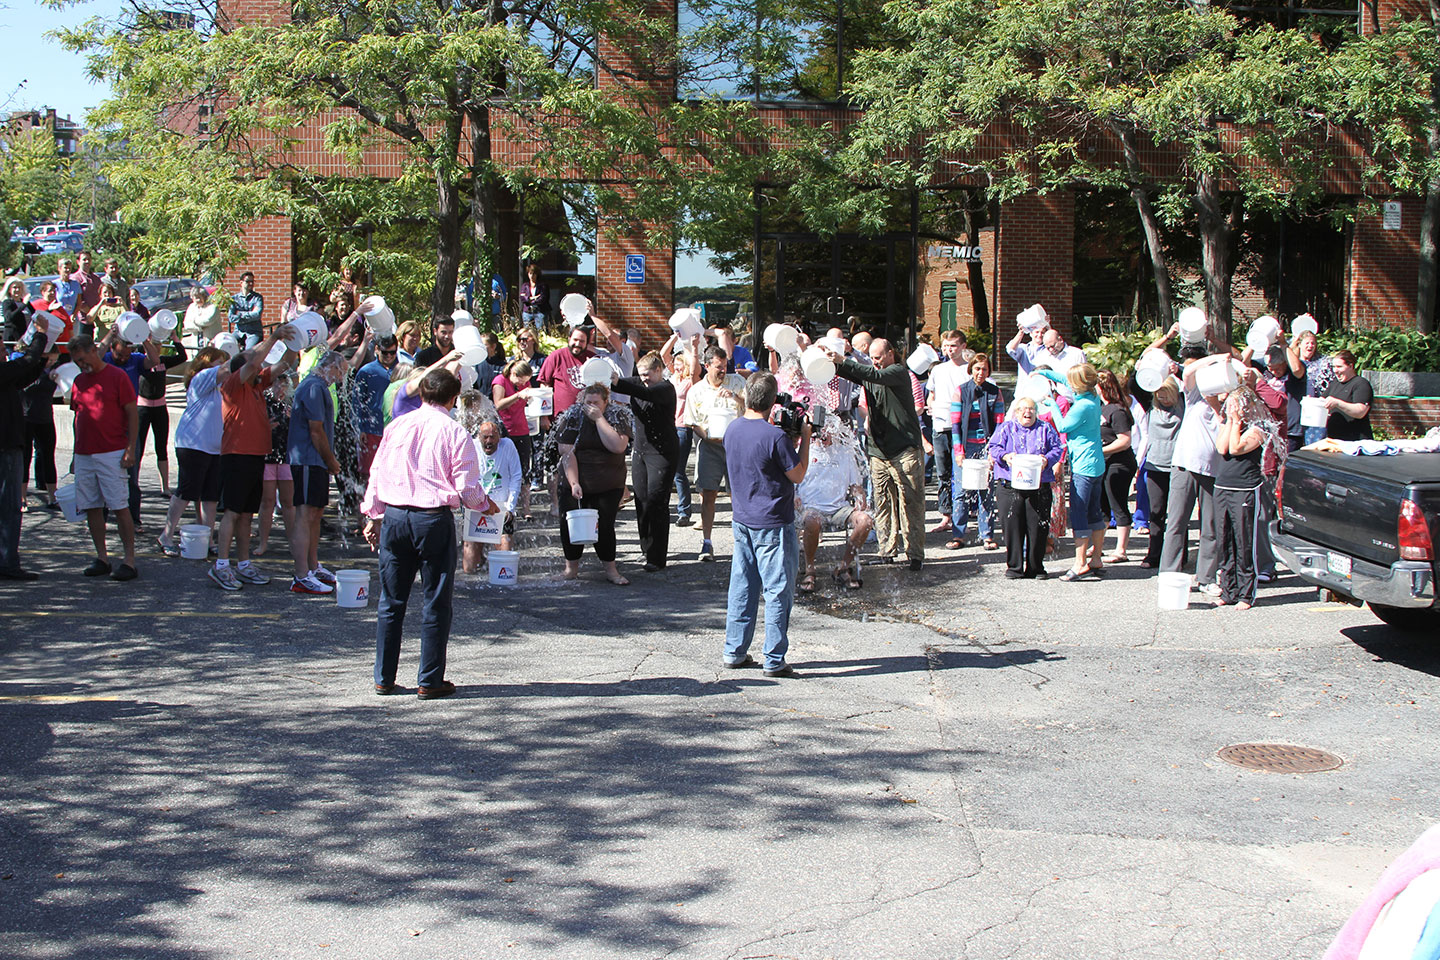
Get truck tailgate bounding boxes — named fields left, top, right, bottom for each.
left=1281, top=451, right=1409, bottom=567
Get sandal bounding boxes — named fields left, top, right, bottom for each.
left=1105, top=554, right=1129, bottom=564
left=945, top=538, right=965, bottom=550
left=982, top=539, right=999, bottom=551
left=798, top=570, right=817, bottom=594
left=156, top=536, right=179, bottom=558
left=833, top=566, right=862, bottom=591
left=1058, top=567, right=1098, bottom=582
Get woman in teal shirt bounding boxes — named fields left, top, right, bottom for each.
left=1037, top=363, right=1106, bottom=580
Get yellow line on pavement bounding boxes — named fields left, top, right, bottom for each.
left=11, top=611, right=284, bottom=619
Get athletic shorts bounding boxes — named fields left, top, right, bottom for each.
left=175, top=448, right=222, bottom=503
left=291, top=464, right=331, bottom=508
left=695, top=441, right=729, bottom=492
left=218, top=453, right=265, bottom=515
left=263, top=462, right=289, bottom=484
left=74, top=449, right=129, bottom=512
left=798, top=503, right=855, bottom=532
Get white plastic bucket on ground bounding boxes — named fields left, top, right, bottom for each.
left=53, top=483, right=83, bottom=522
left=1010, top=454, right=1046, bottom=491
left=1017, top=303, right=1049, bottom=330
left=1246, top=315, right=1281, bottom=354
left=116, top=311, right=150, bottom=344
left=1177, top=306, right=1209, bottom=343
left=907, top=342, right=940, bottom=375
left=1300, top=396, right=1329, bottom=429
left=708, top=407, right=738, bottom=441
left=800, top=345, right=835, bottom=384
left=283, top=311, right=327, bottom=353
left=763, top=324, right=800, bottom=356
left=335, top=570, right=370, bottom=608
left=27, top=311, right=66, bottom=350
left=149, top=308, right=178, bottom=339
left=960, top=458, right=989, bottom=491
left=560, top=293, right=589, bottom=326
left=488, top=550, right=519, bottom=586
left=1195, top=359, right=1240, bottom=397
left=453, top=324, right=486, bottom=365
left=179, top=524, right=210, bottom=559
left=566, top=508, right=600, bottom=544
left=1135, top=349, right=1171, bottom=393
left=210, top=332, right=240, bottom=359
left=1158, top=572, right=1193, bottom=610
left=359, top=296, right=395, bottom=338
left=580, top=357, right=614, bottom=386
left=451, top=309, right=475, bottom=328
left=52, top=362, right=80, bottom=397
left=463, top=508, right=507, bottom=544
left=1291, top=313, right=1318, bottom=337
left=670, top=308, right=705, bottom=340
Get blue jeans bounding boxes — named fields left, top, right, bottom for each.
left=951, top=442, right=994, bottom=541
left=235, top=329, right=262, bottom=351
left=1069, top=472, right=1106, bottom=536
left=674, top=426, right=694, bottom=520
left=724, top=522, right=798, bottom=671
left=375, top=506, right=458, bottom=689
left=521, top=310, right=546, bottom=329
left=932, top=429, right=953, bottom=520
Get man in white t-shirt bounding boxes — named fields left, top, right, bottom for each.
left=1006, top=321, right=1049, bottom=396
left=796, top=432, right=872, bottom=592
left=925, top=329, right=971, bottom=533
left=462, top=419, right=522, bottom=574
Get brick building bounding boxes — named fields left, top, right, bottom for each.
left=3, top=108, right=84, bottom=157
left=214, top=0, right=1435, bottom=356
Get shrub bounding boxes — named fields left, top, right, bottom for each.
left=1317, top=328, right=1440, bottom=373
left=1080, top=328, right=1169, bottom=376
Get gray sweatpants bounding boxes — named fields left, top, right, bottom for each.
left=1161, top=467, right=1218, bottom=586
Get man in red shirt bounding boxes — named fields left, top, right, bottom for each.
left=67, top=335, right=140, bottom=580
left=538, top=325, right=594, bottom=414
left=210, top=324, right=294, bottom=591
left=73, top=251, right=102, bottom=321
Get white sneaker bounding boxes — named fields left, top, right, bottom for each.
left=311, top=565, right=336, bottom=585
left=208, top=563, right=242, bottom=591
left=290, top=575, right=333, bottom=595
left=1198, top=582, right=1222, bottom=597
left=235, top=562, right=270, bottom=585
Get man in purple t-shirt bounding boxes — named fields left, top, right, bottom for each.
left=721, top=372, right=811, bottom=678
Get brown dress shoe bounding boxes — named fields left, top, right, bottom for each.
left=417, top=680, right=457, bottom=700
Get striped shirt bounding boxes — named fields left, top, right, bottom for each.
left=360, top=402, right=490, bottom=519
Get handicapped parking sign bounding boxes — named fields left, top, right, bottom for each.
left=625, top=254, right=645, bottom=284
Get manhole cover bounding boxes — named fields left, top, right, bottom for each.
left=1218, top=743, right=1343, bottom=774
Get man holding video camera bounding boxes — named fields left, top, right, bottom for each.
left=720, top=372, right=811, bottom=678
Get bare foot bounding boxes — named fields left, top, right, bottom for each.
left=606, top=573, right=630, bottom=586
left=563, top=562, right=580, bottom=581
left=1214, top=597, right=1228, bottom=606
left=1235, top=601, right=1252, bottom=611
left=253, top=543, right=267, bottom=557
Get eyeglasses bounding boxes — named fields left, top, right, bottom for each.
left=379, top=350, right=397, bottom=357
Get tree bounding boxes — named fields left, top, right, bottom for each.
left=57, top=0, right=761, bottom=320
left=1, top=125, right=66, bottom=229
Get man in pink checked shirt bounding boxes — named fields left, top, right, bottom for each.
left=361, top=368, right=499, bottom=701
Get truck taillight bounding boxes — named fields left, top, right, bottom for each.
left=1275, top=465, right=1284, bottom=522
left=1399, top=499, right=1433, bottom=562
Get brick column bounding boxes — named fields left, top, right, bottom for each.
left=1348, top=199, right=1423, bottom=330
left=226, top=215, right=294, bottom=332
left=595, top=217, right=675, bottom=345
left=993, top=192, right=1075, bottom=368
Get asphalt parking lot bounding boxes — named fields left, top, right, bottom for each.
left=2, top=422, right=1435, bottom=959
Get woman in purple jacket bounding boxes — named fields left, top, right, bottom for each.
left=988, top=395, right=1064, bottom=579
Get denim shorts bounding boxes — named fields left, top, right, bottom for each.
left=1069, top=471, right=1106, bottom=535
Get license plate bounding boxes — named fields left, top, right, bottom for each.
left=1327, top=552, right=1352, bottom=579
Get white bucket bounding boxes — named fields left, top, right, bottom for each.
left=960, top=457, right=989, bottom=491
left=1195, top=358, right=1240, bottom=397
left=580, top=357, right=614, bottom=386
left=526, top=414, right=540, bottom=435
left=53, top=483, right=83, bottom=522
left=1300, top=396, right=1329, bottom=429
left=453, top=324, right=486, bottom=365
left=1177, top=306, right=1208, bottom=344
left=559, top=293, right=589, bottom=327
left=1023, top=375, right=1053, bottom=402
left=525, top=386, right=554, bottom=416
left=907, top=342, right=940, bottom=376
left=1291, top=313, right=1318, bottom=338
left=149, top=308, right=179, bottom=339
left=210, top=332, right=240, bottom=359
left=451, top=309, right=475, bottom=328
left=818, top=336, right=847, bottom=355
left=359, top=296, right=395, bottom=338
left=463, top=508, right=507, bottom=544
left=708, top=407, right=738, bottom=441
left=670, top=308, right=705, bottom=340
left=264, top=340, right=287, bottom=365
left=1158, top=572, right=1192, bottom=610
left=335, top=569, right=370, bottom=608
left=488, top=550, right=519, bottom=586
left=179, top=523, right=210, bottom=560
left=1010, top=454, right=1046, bottom=491
left=800, top=345, right=835, bottom=385
left=1135, top=349, right=1171, bottom=393
left=566, top=508, right=599, bottom=545
left=283, top=311, right=327, bottom=353
left=116, top=311, right=150, bottom=344
left=763, top=323, right=800, bottom=356
left=26, top=311, right=66, bottom=350
left=1017, top=303, right=1049, bottom=330
left=1246, top=315, right=1281, bottom=354
left=52, top=361, right=80, bottom=397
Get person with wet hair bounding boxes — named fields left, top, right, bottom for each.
left=287, top=349, right=348, bottom=595
left=610, top=351, right=680, bottom=571
left=557, top=382, right=633, bottom=584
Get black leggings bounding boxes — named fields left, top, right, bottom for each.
left=1143, top=468, right=1170, bottom=566
left=558, top=485, right=622, bottom=563
left=25, top=419, right=57, bottom=486
left=511, top=434, right=534, bottom=482
left=137, top=405, right=170, bottom=463
left=1103, top=455, right=1137, bottom=528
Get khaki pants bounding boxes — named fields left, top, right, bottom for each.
left=870, top=446, right=926, bottom=562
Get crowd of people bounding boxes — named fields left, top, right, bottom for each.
left=2, top=253, right=1381, bottom=690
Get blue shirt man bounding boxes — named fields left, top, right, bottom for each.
left=720, top=373, right=810, bottom=677
left=355, top=341, right=399, bottom=437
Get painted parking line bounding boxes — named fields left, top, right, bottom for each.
left=10, top=611, right=284, bottom=619
left=0, top=695, right=123, bottom=703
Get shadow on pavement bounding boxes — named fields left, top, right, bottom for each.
left=1341, top=624, right=1440, bottom=678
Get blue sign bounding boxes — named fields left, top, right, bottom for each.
left=625, top=254, right=645, bottom=284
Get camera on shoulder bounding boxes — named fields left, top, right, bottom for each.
left=771, top=392, right=827, bottom=437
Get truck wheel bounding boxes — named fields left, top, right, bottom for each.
left=1367, top=603, right=1439, bottom=632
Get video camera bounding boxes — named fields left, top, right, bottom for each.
left=771, top=392, right=827, bottom=438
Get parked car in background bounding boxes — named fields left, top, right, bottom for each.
left=18, top=275, right=59, bottom=300
left=131, top=277, right=203, bottom=316
left=9, top=229, right=41, bottom=257
left=39, top=232, right=85, bottom=254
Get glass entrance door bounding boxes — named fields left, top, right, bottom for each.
left=755, top=233, right=909, bottom=340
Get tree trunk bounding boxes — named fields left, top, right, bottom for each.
left=1114, top=123, right=1174, bottom=327
left=432, top=173, right=463, bottom=324
left=469, top=104, right=499, bottom=331
left=961, top=197, right=990, bottom=333
left=1195, top=169, right=1244, bottom=346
